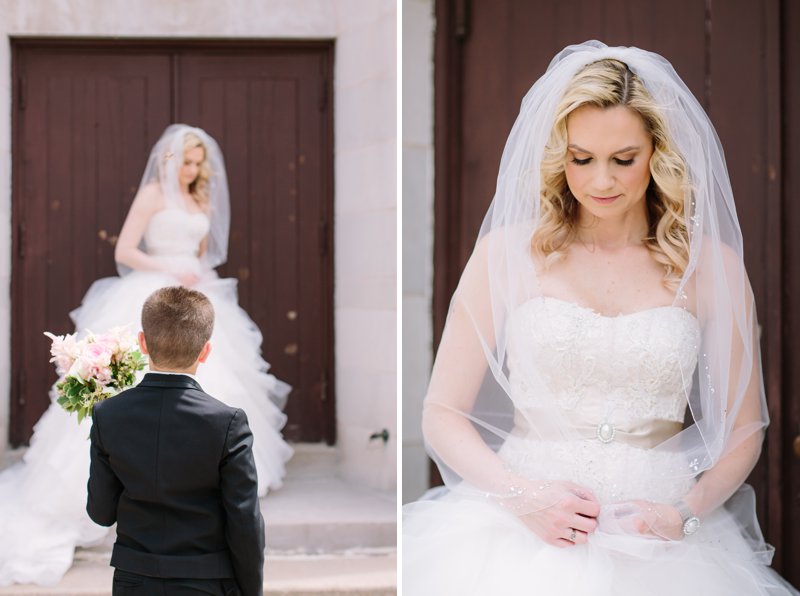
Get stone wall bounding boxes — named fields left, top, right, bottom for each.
left=401, top=0, right=434, bottom=502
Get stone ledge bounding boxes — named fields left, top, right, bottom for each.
left=264, top=476, right=396, bottom=552
left=0, top=551, right=397, bottom=596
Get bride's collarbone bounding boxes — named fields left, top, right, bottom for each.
left=538, top=253, right=675, bottom=316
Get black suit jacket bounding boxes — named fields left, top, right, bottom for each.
left=87, top=373, right=265, bottom=596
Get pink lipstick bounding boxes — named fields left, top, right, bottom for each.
left=591, top=194, right=621, bottom=205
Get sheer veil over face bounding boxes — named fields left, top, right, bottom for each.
left=121, top=124, right=231, bottom=275
left=422, top=41, right=770, bottom=554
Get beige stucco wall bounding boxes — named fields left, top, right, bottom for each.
left=0, top=0, right=397, bottom=493
left=401, top=0, right=434, bottom=502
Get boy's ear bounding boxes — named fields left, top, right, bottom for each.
left=138, top=331, right=149, bottom=355
left=197, top=341, right=212, bottom=364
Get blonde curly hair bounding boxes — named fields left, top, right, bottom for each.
left=532, top=58, right=690, bottom=288
left=183, top=132, right=212, bottom=212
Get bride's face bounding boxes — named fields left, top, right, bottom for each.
left=563, top=104, right=654, bottom=222
left=179, top=146, right=205, bottom=188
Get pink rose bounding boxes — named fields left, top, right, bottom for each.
left=95, top=334, right=120, bottom=356
left=101, top=326, right=137, bottom=357
left=69, top=341, right=113, bottom=383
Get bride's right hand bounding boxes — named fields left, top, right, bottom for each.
left=172, top=271, right=200, bottom=288
left=498, top=480, right=600, bottom=548
left=166, top=268, right=200, bottom=288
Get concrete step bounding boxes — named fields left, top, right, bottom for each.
left=0, top=447, right=25, bottom=469
left=285, top=443, right=339, bottom=480
left=0, top=551, right=397, bottom=595
left=263, top=442, right=396, bottom=553
left=67, top=469, right=397, bottom=555
left=0, top=444, right=398, bottom=593
left=263, top=475, right=396, bottom=553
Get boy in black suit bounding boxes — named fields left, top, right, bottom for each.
left=87, top=286, right=265, bottom=595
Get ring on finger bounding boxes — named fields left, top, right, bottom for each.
left=568, top=528, right=577, bottom=542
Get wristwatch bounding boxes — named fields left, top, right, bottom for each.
left=673, top=500, right=700, bottom=537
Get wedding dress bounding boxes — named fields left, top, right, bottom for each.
left=403, top=297, right=798, bottom=595
left=0, top=206, right=292, bottom=587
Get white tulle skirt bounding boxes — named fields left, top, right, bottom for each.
left=403, top=490, right=799, bottom=596
left=0, top=266, right=292, bottom=586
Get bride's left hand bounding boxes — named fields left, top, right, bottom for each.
left=605, top=500, right=684, bottom=541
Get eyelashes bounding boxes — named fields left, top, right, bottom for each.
left=570, top=157, right=635, bottom=167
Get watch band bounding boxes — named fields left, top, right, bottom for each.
left=673, top=500, right=700, bottom=536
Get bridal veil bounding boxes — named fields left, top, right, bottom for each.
left=422, top=40, right=770, bottom=555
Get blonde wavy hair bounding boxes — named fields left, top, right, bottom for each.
left=183, top=132, right=212, bottom=212
left=532, top=58, right=690, bottom=288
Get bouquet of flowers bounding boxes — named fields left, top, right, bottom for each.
left=44, top=326, right=148, bottom=423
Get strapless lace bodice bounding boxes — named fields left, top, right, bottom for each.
left=499, top=297, right=701, bottom=503
left=508, top=297, right=700, bottom=432
left=143, top=208, right=210, bottom=259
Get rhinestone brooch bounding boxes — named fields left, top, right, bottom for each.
left=597, top=422, right=616, bottom=443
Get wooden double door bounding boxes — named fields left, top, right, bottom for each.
left=11, top=40, right=335, bottom=445
left=434, top=0, right=800, bottom=581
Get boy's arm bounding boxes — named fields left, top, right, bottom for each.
left=220, top=409, right=265, bottom=596
left=86, top=407, right=123, bottom=526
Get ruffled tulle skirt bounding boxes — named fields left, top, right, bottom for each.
left=403, top=489, right=799, bottom=595
left=0, top=267, right=292, bottom=586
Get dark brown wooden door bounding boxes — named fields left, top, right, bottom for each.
left=11, top=40, right=334, bottom=446
left=434, top=0, right=797, bottom=580
left=177, top=50, right=334, bottom=443
left=781, top=0, right=800, bottom=579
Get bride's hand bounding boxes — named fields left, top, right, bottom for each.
left=498, top=480, right=600, bottom=548
left=606, top=500, right=684, bottom=541
left=174, top=272, right=200, bottom=288
left=167, top=269, right=200, bottom=288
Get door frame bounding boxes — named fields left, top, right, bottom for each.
left=10, top=37, right=336, bottom=445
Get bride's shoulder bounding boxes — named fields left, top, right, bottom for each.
left=694, top=235, right=749, bottom=280
left=687, top=235, right=753, bottom=310
left=132, top=183, right=166, bottom=213
left=471, top=222, right=535, bottom=260
left=457, top=224, right=535, bottom=296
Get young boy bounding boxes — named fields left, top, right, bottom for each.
left=87, top=286, right=265, bottom=595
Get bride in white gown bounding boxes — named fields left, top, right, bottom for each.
left=0, top=124, right=292, bottom=587
left=403, top=42, right=799, bottom=595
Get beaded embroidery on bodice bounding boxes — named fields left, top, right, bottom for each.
left=499, top=297, right=701, bottom=503
left=143, top=208, right=210, bottom=259
left=507, top=297, right=700, bottom=429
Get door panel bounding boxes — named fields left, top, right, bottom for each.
left=781, top=0, right=800, bottom=578
left=11, top=49, right=171, bottom=445
left=178, top=50, right=334, bottom=442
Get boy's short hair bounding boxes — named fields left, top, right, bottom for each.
left=141, top=286, right=215, bottom=369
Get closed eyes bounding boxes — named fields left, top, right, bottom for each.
left=567, top=143, right=639, bottom=167
left=570, top=157, right=634, bottom=167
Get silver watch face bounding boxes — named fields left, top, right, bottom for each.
left=683, top=516, right=700, bottom=536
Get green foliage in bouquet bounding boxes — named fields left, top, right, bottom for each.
left=55, top=348, right=147, bottom=423
left=45, top=327, right=148, bottom=425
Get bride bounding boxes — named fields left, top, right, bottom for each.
left=0, top=124, right=292, bottom=586
left=403, top=42, right=798, bottom=595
